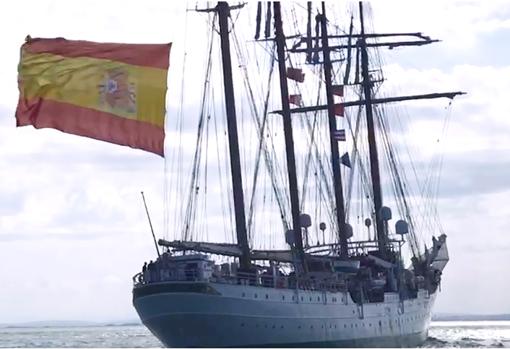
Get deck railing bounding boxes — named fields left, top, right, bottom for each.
left=133, top=269, right=348, bottom=293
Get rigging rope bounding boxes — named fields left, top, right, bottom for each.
left=181, top=13, right=217, bottom=241
left=232, top=31, right=291, bottom=245
left=165, top=8, right=190, bottom=240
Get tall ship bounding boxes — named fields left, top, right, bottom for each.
left=130, top=2, right=461, bottom=347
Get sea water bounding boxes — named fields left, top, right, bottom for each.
left=1, top=321, right=509, bottom=348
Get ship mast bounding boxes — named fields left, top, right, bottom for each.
left=358, top=1, right=386, bottom=254
left=319, top=3, right=349, bottom=257
left=217, top=2, right=250, bottom=269
left=273, top=2, right=306, bottom=266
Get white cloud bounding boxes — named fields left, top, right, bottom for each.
left=371, top=0, right=510, bottom=49
left=379, top=63, right=510, bottom=153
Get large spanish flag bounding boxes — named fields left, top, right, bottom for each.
left=16, top=37, right=171, bottom=157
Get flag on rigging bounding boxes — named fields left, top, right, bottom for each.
left=334, top=103, right=344, bottom=116
left=332, top=129, right=346, bottom=141
left=288, top=94, right=302, bottom=106
left=286, top=67, right=305, bottom=83
left=15, top=36, right=171, bottom=157
left=332, top=85, right=344, bottom=97
left=340, top=152, right=351, bottom=168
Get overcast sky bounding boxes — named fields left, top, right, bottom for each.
left=1, top=0, right=510, bottom=324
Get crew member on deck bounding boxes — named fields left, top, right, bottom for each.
left=142, top=262, right=148, bottom=283
left=148, top=260, right=154, bottom=283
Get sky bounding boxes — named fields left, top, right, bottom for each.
left=1, top=0, right=510, bottom=324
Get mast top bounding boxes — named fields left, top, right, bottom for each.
left=195, top=2, right=246, bottom=13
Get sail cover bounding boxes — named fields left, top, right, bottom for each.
left=15, top=37, right=171, bottom=156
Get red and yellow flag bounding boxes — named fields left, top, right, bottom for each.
left=16, top=37, right=171, bottom=156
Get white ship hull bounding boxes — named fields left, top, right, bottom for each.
left=133, top=281, right=435, bottom=347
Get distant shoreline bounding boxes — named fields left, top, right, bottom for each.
left=0, top=321, right=142, bottom=329
left=1, top=315, right=509, bottom=329
left=432, top=314, right=510, bottom=321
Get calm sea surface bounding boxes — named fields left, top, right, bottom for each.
left=1, top=321, right=509, bottom=348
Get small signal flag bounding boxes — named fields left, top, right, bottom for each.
left=333, top=129, right=346, bottom=141
left=286, top=67, right=305, bottom=83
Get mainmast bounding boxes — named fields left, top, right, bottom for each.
left=358, top=1, right=386, bottom=254
left=273, top=2, right=306, bottom=266
left=319, top=3, right=349, bottom=257
left=217, top=2, right=250, bottom=269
